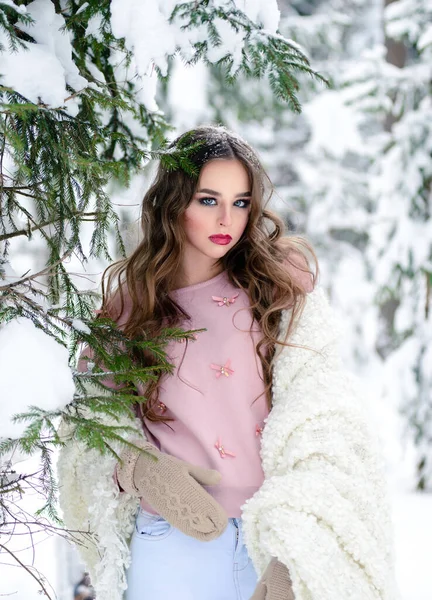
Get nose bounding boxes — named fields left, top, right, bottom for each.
left=218, top=205, right=232, bottom=227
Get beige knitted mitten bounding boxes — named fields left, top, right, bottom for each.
left=116, top=441, right=228, bottom=541
left=251, top=558, right=295, bottom=600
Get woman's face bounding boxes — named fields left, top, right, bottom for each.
left=181, top=159, right=252, bottom=271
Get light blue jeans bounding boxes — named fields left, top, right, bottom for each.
left=126, top=508, right=258, bottom=600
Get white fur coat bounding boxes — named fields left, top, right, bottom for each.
left=57, top=287, right=399, bottom=600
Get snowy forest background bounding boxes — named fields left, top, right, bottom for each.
left=0, top=0, right=431, bottom=598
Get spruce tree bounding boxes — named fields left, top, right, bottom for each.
left=328, top=0, right=432, bottom=489
left=0, top=1, right=326, bottom=594
left=364, top=0, right=432, bottom=490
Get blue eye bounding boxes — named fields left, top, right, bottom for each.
left=234, top=199, right=251, bottom=209
left=199, top=197, right=217, bottom=206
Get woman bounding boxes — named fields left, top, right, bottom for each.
left=58, top=126, right=399, bottom=600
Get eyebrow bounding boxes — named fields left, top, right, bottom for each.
left=197, top=188, right=251, bottom=198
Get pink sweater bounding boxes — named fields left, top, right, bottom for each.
left=139, top=270, right=269, bottom=517
left=79, top=259, right=312, bottom=517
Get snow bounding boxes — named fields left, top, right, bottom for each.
left=168, top=58, right=211, bottom=129
left=0, top=259, right=22, bottom=284
left=110, top=0, right=176, bottom=78
left=85, top=13, right=103, bottom=38
left=302, top=90, right=363, bottom=158
left=76, top=2, right=89, bottom=15
left=213, top=0, right=280, bottom=33
left=135, top=71, right=160, bottom=112
left=0, top=0, right=27, bottom=13
left=0, top=0, right=87, bottom=115
left=418, top=24, right=432, bottom=50
left=392, top=492, right=432, bottom=600
left=20, top=0, right=86, bottom=91
left=71, top=319, right=91, bottom=335
left=0, top=39, right=77, bottom=112
left=0, top=318, right=75, bottom=439
left=206, top=17, right=246, bottom=72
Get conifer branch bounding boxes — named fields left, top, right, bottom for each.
left=0, top=211, right=100, bottom=242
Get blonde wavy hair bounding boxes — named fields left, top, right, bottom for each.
left=101, top=125, right=318, bottom=423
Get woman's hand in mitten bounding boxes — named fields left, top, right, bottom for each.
left=250, top=558, right=295, bottom=600
left=116, top=441, right=228, bottom=541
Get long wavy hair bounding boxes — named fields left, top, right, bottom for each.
left=101, top=125, right=318, bottom=423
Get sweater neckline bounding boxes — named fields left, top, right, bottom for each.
left=171, top=270, right=227, bottom=295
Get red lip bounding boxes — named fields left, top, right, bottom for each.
left=209, top=235, right=232, bottom=245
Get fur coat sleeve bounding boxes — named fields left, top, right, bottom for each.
left=241, top=287, right=400, bottom=600
left=57, top=398, right=144, bottom=600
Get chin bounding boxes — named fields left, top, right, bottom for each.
left=211, top=245, right=232, bottom=256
